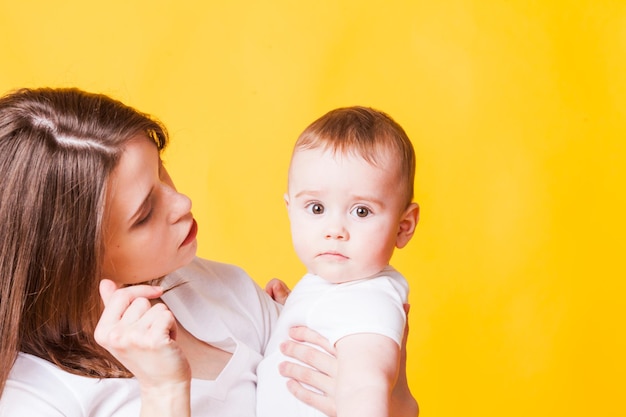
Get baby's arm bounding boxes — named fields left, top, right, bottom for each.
left=266, top=277, right=416, bottom=416
left=335, top=333, right=400, bottom=417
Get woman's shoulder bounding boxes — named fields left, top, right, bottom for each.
left=165, top=257, right=251, bottom=285
left=164, top=256, right=279, bottom=313
left=8, top=353, right=76, bottom=390
left=1, top=354, right=71, bottom=414
left=161, top=257, right=281, bottom=351
left=2, top=353, right=140, bottom=416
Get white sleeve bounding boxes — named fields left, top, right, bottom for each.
left=309, top=275, right=408, bottom=347
left=0, top=387, right=68, bottom=417
left=0, top=355, right=83, bottom=417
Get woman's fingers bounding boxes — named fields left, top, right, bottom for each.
left=285, top=379, right=336, bottom=417
left=282, top=326, right=337, bottom=378
left=279, top=326, right=338, bottom=414
left=288, top=326, right=336, bottom=355
left=119, top=297, right=153, bottom=325
left=98, top=278, right=119, bottom=305
left=95, top=279, right=174, bottom=355
left=98, top=280, right=163, bottom=318
left=279, top=353, right=334, bottom=395
left=95, top=280, right=164, bottom=343
left=389, top=303, right=420, bottom=417
left=95, top=280, right=190, bottom=387
left=139, top=302, right=179, bottom=342
left=265, top=278, right=291, bottom=305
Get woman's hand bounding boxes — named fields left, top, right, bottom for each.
left=94, top=279, right=191, bottom=417
left=391, top=305, right=419, bottom=417
left=279, top=326, right=338, bottom=416
left=278, top=309, right=419, bottom=417
left=265, top=278, right=291, bottom=305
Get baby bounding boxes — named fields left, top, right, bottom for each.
left=257, top=106, right=419, bottom=417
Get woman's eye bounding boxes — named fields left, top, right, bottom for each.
left=135, top=210, right=153, bottom=226
left=307, top=203, right=325, bottom=215
left=351, top=206, right=371, bottom=218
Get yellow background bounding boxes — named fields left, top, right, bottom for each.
left=1, top=1, right=624, bottom=416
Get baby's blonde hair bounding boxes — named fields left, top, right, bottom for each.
left=292, top=106, right=416, bottom=208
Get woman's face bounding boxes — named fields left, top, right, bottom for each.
left=101, top=135, right=198, bottom=285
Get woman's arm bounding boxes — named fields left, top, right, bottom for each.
left=391, top=305, right=419, bottom=417
left=94, top=280, right=192, bottom=417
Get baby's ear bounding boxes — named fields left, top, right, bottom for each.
left=396, top=203, right=419, bottom=249
left=284, top=193, right=290, bottom=208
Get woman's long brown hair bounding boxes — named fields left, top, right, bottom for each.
left=0, top=88, right=168, bottom=396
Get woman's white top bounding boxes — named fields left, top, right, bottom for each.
left=0, top=257, right=281, bottom=416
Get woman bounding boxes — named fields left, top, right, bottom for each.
left=0, top=87, right=417, bottom=416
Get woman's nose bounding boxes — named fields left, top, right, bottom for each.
left=166, top=186, right=192, bottom=223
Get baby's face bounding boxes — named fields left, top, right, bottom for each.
left=285, top=147, right=410, bottom=283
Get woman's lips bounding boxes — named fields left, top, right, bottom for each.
left=180, top=218, right=198, bottom=247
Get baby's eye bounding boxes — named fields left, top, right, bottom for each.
left=307, top=203, right=325, bottom=215
left=351, top=206, right=371, bottom=218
